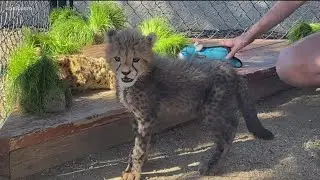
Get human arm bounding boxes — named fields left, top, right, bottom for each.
left=198, top=1, right=308, bottom=59
left=243, top=1, right=307, bottom=42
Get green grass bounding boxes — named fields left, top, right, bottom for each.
left=49, top=7, right=85, bottom=25
left=15, top=55, right=69, bottom=114
left=49, top=16, right=95, bottom=55
left=6, top=44, right=39, bottom=88
left=49, top=7, right=94, bottom=55
left=47, top=2, right=126, bottom=53
left=5, top=43, right=38, bottom=112
left=287, top=21, right=320, bottom=43
left=88, top=1, right=127, bottom=44
left=24, top=8, right=95, bottom=55
left=88, top=1, right=127, bottom=33
left=139, top=17, right=177, bottom=39
left=154, top=34, right=189, bottom=57
left=23, top=9, right=94, bottom=56
left=5, top=30, right=71, bottom=115
left=139, top=17, right=189, bottom=57
left=310, top=23, right=320, bottom=32
left=22, top=27, right=56, bottom=55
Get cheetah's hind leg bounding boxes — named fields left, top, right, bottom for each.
left=198, top=91, right=239, bottom=176
left=198, top=117, right=238, bottom=175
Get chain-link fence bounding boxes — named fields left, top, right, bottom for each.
left=0, top=1, right=319, bottom=127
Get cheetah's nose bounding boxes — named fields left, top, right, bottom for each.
left=122, top=71, right=131, bottom=76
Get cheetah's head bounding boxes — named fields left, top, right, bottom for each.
left=105, top=28, right=156, bottom=88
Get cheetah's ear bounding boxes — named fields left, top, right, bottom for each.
left=105, top=29, right=117, bottom=43
left=146, top=32, right=157, bottom=46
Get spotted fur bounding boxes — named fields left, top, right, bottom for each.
left=58, top=55, right=116, bottom=92
left=105, top=28, right=274, bottom=180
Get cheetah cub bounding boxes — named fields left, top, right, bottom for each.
left=105, top=28, right=274, bottom=180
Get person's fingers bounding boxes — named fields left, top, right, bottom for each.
left=218, top=39, right=233, bottom=47
left=225, top=46, right=240, bottom=59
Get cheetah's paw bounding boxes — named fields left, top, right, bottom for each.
left=122, top=171, right=141, bottom=180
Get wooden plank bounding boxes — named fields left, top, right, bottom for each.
left=81, top=44, right=107, bottom=58
left=0, top=138, right=9, bottom=178
left=8, top=109, right=129, bottom=152
left=0, top=90, right=125, bottom=151
left=9, top=111, right=198, bottom=179
left=9, top=116, right=133, bottom=179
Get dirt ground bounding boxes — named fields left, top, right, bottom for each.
left=26, top=88, right=320, bottom=180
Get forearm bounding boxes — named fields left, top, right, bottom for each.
left=246, top=1, right=307, bottom=40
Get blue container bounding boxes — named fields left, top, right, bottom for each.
left=178, top=45, right=243, bottom=68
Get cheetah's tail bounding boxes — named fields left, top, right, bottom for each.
left=236, top=76, right=274, bottom=140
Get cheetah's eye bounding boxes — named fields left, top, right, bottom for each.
left=114, top=56, right=121, bottom=62
left=133, top=58, right=140, bottom=63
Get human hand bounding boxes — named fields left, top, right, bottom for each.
left=219, top=33, right=255, bottom=59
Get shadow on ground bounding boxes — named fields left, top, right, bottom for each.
left=28, top=88, right=320, bottom=180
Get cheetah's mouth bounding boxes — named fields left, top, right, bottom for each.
left=121, top=77, right=134, bottom=83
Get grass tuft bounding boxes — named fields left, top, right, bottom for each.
left=310, top=23, right=320, bottom=33
left=154, top=34, right=189, bottom=57
left=5, top=29, right=72, bottom=115
left=139, top=17, right=189, bottom=57
left=22, top=27, right=56, bottom=55
left=139, top=17, right=176, bottom=39
left=15, top=55, right=65, bottom=114
left=287, top=21, right=320, bottom=43
left=88, top=1, right=127, bottom=43
left=49, top=16, right=95, bottom=55
left=287, top=22, right=313, bottom=43
left=48, top=2, right=126, bottom=53
left=49, top=7, right=85, bottom=25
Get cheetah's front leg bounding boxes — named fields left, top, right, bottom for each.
left=122, top=116, right=154, bottom=180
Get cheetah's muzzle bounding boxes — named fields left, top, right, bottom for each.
left=122, top=77, right=134, bottom=83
